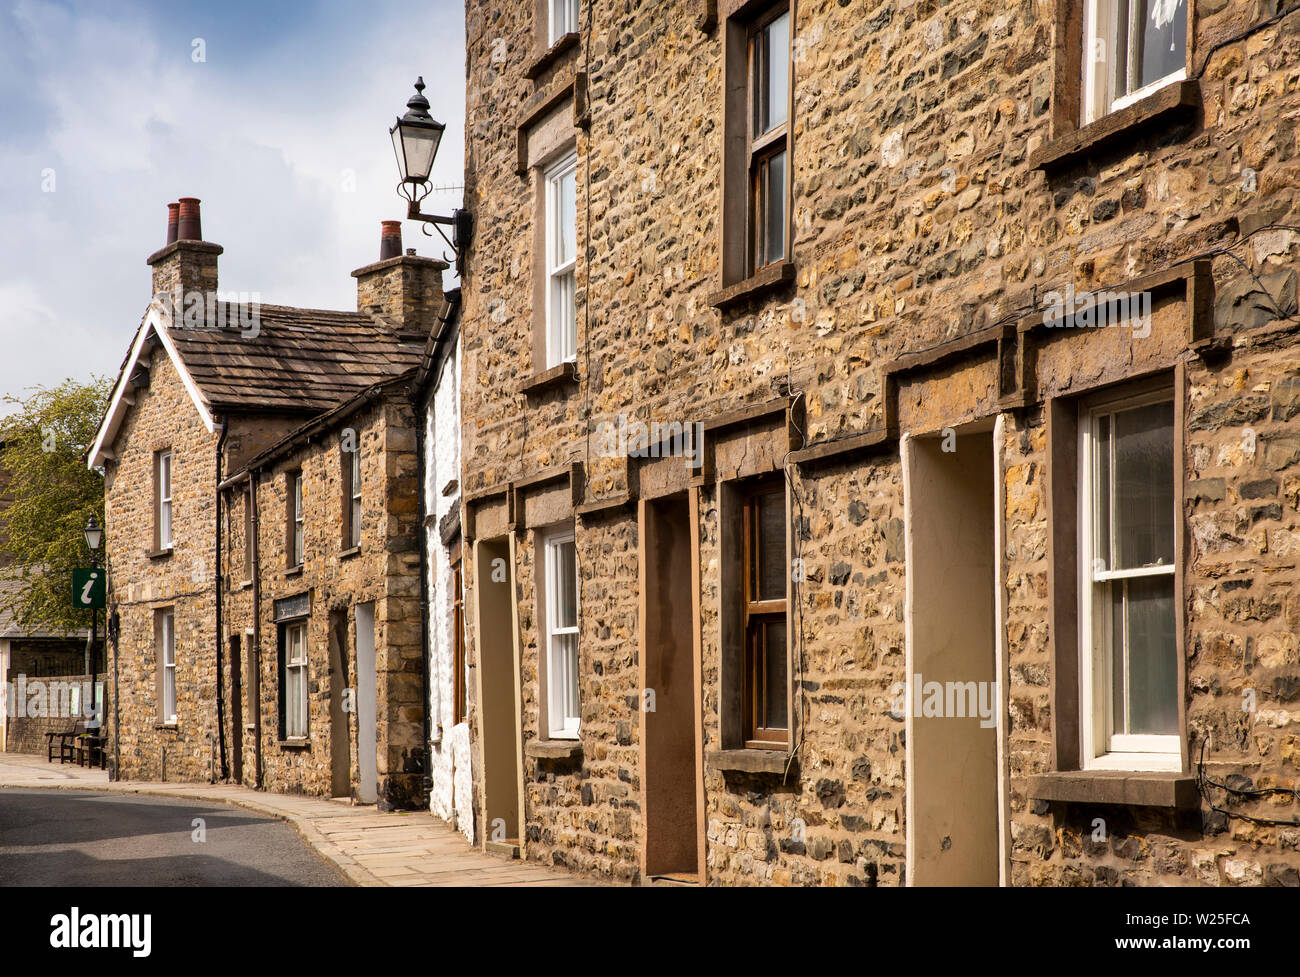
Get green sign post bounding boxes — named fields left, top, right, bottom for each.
left=72, top=568, right=106, bottom=610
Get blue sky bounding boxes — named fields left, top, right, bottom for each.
left=0, top=0, right=466, bottom=410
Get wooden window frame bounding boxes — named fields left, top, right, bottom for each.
left=1078, top=384, right=1180, bottom=771
left=155, top=449, right=173, bottom=551
left=746, top=4, right=791, bottom=274
left=342, top=445, right=362, bottom=550
left=451, top=539, right=468, bottom=726
left=721, top=0, right=794, bottom=289
left=741, top=478, right=789, bottom=749
left=544, top=151, right=578, bottom=368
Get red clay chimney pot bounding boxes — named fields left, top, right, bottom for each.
left=177, top=197, right=202, bottom=242
left=165, top=203, right=180, bottom=245
left=379, top=220, right=403, bottom=261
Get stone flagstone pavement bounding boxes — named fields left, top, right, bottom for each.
left=0, top=752, right=595, bottom=887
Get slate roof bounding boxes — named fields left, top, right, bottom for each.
left=232, top=291, right=461, bottom=475
left=167, top=304, right=429, bottom=415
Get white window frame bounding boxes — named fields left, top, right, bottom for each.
left=243, top=487, right=254, bottom=580
left=539, top=526, right=580, bottom=740
left=158, top=450, right=173, bottom=550
left=292, top=472, right=304, bottom=566
left=549, top=0, right=578, bottom=44
left=1078, top=387, right=1180, bottom=771
left=544, top=152, right=578, bottom=368
left=349, top=448, right=362, bottom=548
left=160, top=609, right=176, bottom=724
left=285, top=620, right=309, bottom=740
left=1082, top=0, right=1187, bottom=125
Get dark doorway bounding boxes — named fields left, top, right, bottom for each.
left=328, top=609, right=351, bottom=798
left=905, top=427, right=1000, bottom=885
left=639, top=495, right=700, bottom=879
left=229, top=634, right=243, bottom=784
left=476, top=537, right=522, bottom=850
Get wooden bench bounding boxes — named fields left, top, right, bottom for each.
left=45, top=722, right=88, bottom=764
left=75, top=732, right=106, bottom=770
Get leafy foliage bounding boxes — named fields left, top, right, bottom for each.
left=0, top=377, right=110, bottom=635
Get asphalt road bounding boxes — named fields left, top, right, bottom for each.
left=0, top=789, right=348, bottom=886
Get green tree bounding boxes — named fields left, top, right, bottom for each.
left=0, top=377, right=110, bottom=635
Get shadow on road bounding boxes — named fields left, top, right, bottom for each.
left=0, top=789, right=346, bottom=886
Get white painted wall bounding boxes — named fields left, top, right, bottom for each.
left=424, top=337, right=472, bottom=842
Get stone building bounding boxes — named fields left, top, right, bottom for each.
left=90, top=203, right=450, bottom=807
left=453, top=0, right=1300, bottom=885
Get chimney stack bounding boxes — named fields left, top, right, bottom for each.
left=148, top=197, right=222, bottom=309
left=352, top=220, right=446, bottom=334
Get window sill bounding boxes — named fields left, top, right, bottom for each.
left=278, top=738, right=311, bottom=750
left=708, top=260, right=795, bottom=311
left=147, top=547, right=173, bottom=561
left=1030, top=80, right=1200, bottom=174
left=284, top=564, right=303, bottom=578
left=706, top=748, right=795, bottom=776
left=518, top=360, right=579, bottom=397
left=238, top=579, right=253, bottom=591
left=155, top=722, right=178, bottom=731
left=524, top=31, right=580, bottom=80
left=1029, top=770, right=1197, bottom=809
left=525, top=738, right=583, bottom=760
left=339, top=545, right=361, bottom=561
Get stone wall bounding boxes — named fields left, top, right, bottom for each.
left=4, top=673, right=104, bottom=755
left=222, top=392, right=425, bottom=809
left=104, top=345, right=221, bottom=783
left=516, top=512, right=641, bottom=880
left=459, top=0, right=1300, bottom=884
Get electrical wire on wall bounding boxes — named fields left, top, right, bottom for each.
left=580, top=0, right=595, bottom=489
left=1197, top=738, right=1300, bottom=828
left=1192, top=3, right=1300, bottom=81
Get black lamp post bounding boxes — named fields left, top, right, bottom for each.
left=83, top=516, right=102, bottom=679
left=390, top=77, right=473, bottom=265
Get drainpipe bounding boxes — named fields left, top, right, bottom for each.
left=414, top=386, right=433, bottom=808
left=110, top=606, right=120, bottom=780
left=215, top=415, right=229, bottom=782
left=250, top=469, right=264, bottom=789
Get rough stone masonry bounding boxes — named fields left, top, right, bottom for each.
left=455, top=0, right=1300, bottom=886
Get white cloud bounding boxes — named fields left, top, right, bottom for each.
left=0, top=0, right=465, bottom=412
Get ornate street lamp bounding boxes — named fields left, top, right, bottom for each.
left=83, top=516, right=103, bottom=554
left=389, top=77, right=473, bottom=266
left=391, top=76, right=444, bottom=195
left=82, top=516, right=104, bottom=737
